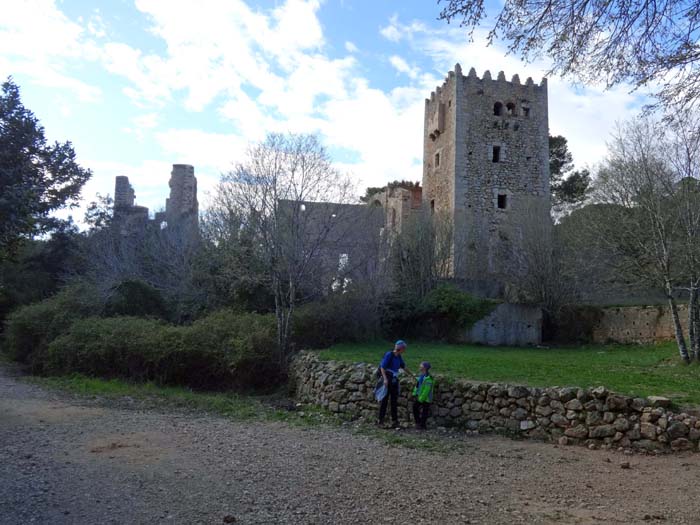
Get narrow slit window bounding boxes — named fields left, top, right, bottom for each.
left=493, top=102, right=503, bottom=116
left=497, top=194, right=507, bottom=209
left=434, top=152, right=440, bottom=167
left=522, top=107, right=530, bottom=118
left=492, top=146, right=501, bottom=163
left=430, top=199, right=435, bottom=215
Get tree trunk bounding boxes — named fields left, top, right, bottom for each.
left=667, top=281, right=690, bottom=362
left=692, top=285, right=700, bottom=361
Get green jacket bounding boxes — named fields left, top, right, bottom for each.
left=412, top=374, right=434, bottom=403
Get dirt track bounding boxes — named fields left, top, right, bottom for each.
left=1, top=364, right=700, bottom=524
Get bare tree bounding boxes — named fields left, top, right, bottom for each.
left=591, top=117, right=690, bottom=361
left=438, top=0, right=700, bottom=108
left=210, top=133, right=359, bottom=363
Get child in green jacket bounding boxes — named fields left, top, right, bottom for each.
left=412, top=361, right=434, bottom=430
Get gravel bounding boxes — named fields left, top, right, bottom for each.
left=1, top=364, right=700, bottom=524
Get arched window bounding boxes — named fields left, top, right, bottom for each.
left=506, top=102, right=516, bottom=116
left=493, top=102, right=503, bottom=116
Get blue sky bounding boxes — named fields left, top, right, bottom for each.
left=1, top=0, right=648, bottom=222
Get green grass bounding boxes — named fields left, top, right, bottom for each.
left=320, top=341, right=700, bottom=406
left=31, top=375, right=267, bottom=420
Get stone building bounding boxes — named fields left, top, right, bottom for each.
left=422, top=64, right=551, bottom=297
left=112, top=164, right=199, bottom=237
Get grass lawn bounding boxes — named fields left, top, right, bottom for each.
left=320, top=341, right=700, bottom=407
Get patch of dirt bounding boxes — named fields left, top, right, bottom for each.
left=1, top=364, right=699, bottom=524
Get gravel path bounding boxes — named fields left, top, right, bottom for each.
left=2, top=364, right=700, bottom=524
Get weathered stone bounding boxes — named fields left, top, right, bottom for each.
left=515, top=398, right=530, bottom=408
left=589, top=425, right=615, bottom=439
left=535, top=405, right=553, bottom=417
left=537, top=396, right=551, bottom=407
left=349, top=371, right=366, bottom=384
left=603, top=412, right=615, bottom=424
left=508, top=386, right=530, bottom=399
left=488, top=385, right=506, bottom=397
left=586, top=412, right=603, bottom=426
left=564, top=399, right=583, bottom=411
left=606, top=394, right=629, bottom=411
left=558, top=436, right=571, bottom=446
left=449, top=407, right=462, bottom=418
left=470, top=401, right=483, bottom=411
left=559, top=387, right=577, bottom=403
left=688, top=428, right=700, bottom=442
left=512, top=407, right=528, bottom=420
left=671, top=438, right=692, bottom=451
left=657, top=417, right=668, bottom=430
left=633, top=439, right=663, bottom=451
left=613, top=432, right=624, bottom=442
left=564, top=425, right=589, bottom=439
left=613, top=418, right=630, bottom=432
left=648, top=396, right=671, bottom=408
left=565, top=410, right=578, bottom=420
left=550, top=413, right=569, bottom=428
left=550, top=400, right=565, bottom=413
left=631, top=398, right=647, bottom=411
left=591, top=386, right=608, bottom=398
left=640, top=422, right=657, bottom=440
left=626, top=427, right=641, bottom=440
left=328, top=401, right=340, bottom=412
left=667, top=421, right=689, bottom=439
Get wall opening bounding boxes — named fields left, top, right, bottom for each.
left=493, top=102, right=503, bottom=116
left=434, top=152, right=440, bottom=167
left=506, top=102, right=516, bottom=116
left=492, top=145, right=501, bottom=163
left=497, top=194, right=507, bottom=209
left=430, top=199, right=435, bottom=215
left=522, top=107, right=530, bottom=117
left=391, top=208, right=396, bottom=227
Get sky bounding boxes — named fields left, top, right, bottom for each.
left=0, top=0, right=649, bottom=223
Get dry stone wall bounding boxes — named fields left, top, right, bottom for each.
left=291, top=351, right=700, bottom=453
left=593, top=305, right=688, bottom=344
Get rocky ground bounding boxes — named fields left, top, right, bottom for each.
left=2, top=365, right=700, bottom=524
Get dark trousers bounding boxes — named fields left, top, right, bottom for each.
left=378, top=379, right=399, bottom=424
left=412, top=401, right=430, bottom=429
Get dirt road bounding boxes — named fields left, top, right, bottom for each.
left=1, top=364, right=699, bottom=524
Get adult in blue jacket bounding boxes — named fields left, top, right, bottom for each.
left=377, top=340, right=414, bottom=428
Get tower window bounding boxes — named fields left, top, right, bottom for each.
left=493, top=102, right=503, bottom=116
left=391, top=208, right=396, bottom=227
left=492, top=146, right=501, bottom=163
left=506, top=102, right=516, bottom=116
left=522, top=107, right=530, bottom=117
left=497, top=194, right=507, bottom=209
left=435, top=152, right=440, bottom=167
left=430, top=199, right=435, bottom=215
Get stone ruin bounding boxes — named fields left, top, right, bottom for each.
left=113, top=164, right=198, bottom=237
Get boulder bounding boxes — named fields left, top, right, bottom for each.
left=564, top=425, right=589, bottom=439
left=640, top=422, right=657, bottom=440
left=648, top=396, right=671, bottom=408
left=564, top=399, right=583, bottom=411
left=589, top=425, right=616, bottom=439
left=606, top=394, right=630, bottom=411
left=508, top=386, right=530, bottom=399
left=667, top=421, right=689, bottom=439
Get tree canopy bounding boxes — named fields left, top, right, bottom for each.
left=438, top=0, right=700, bottom=108
left=0, top=78, right=91, bottom=256
left=548, top=135, right=590, bottom=206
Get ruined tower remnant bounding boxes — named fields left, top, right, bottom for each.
left=422, top=64, right=551, bottom=297
left=165, top=164, right=198, bottom=227
left=111, top=164, right=199, bottom=237
left=114, top=176, right=135, bottom=209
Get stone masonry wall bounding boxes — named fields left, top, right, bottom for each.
left=592, top=305, right=688, bottom=344
left=291, top=352, right=700, bottom=453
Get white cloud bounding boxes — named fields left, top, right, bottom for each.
left=389, top=55, right=419, bottom=79
left=345, top=41, right=358, bottom=53
left=0, top=0, right=102, bottom=100
left=379, top=16, right=402, bottom=42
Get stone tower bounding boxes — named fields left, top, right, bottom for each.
left=422, top=64, right=550, bottom=297
left=165, top=164, right=198, bottom=228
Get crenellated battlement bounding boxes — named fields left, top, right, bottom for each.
left=426, top=64, right=547, bottom=105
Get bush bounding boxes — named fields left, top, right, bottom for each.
left=380, top=285, right=498, bottom=342
left=292, top=292, right=381, bottom=349
left=2, top=283, right=102, bottom=369
left=104, top=280, right=168, bottom=319
left=44, top=309, right=280, bottom=391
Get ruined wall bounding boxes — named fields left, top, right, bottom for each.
left=422, top=65, right=550, bottom=296
left=291, top=352, right=700, bottom=453
left=165, top=164, right=198, bottom=228
left=592, top=305, right=688, bottom=344
left=464, top=303, right=542, bottom=346
left=370, top=185, right=422, bottom=234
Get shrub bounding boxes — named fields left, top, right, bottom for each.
left=44, top=309, right=280, bottom=391
left=104, top=279, right=168, bottom=319
left=292, top=292, right=381, bottom=349
left=380, top=285, right=498, bottom=342
left=2, top=283, right=102, bottom=369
